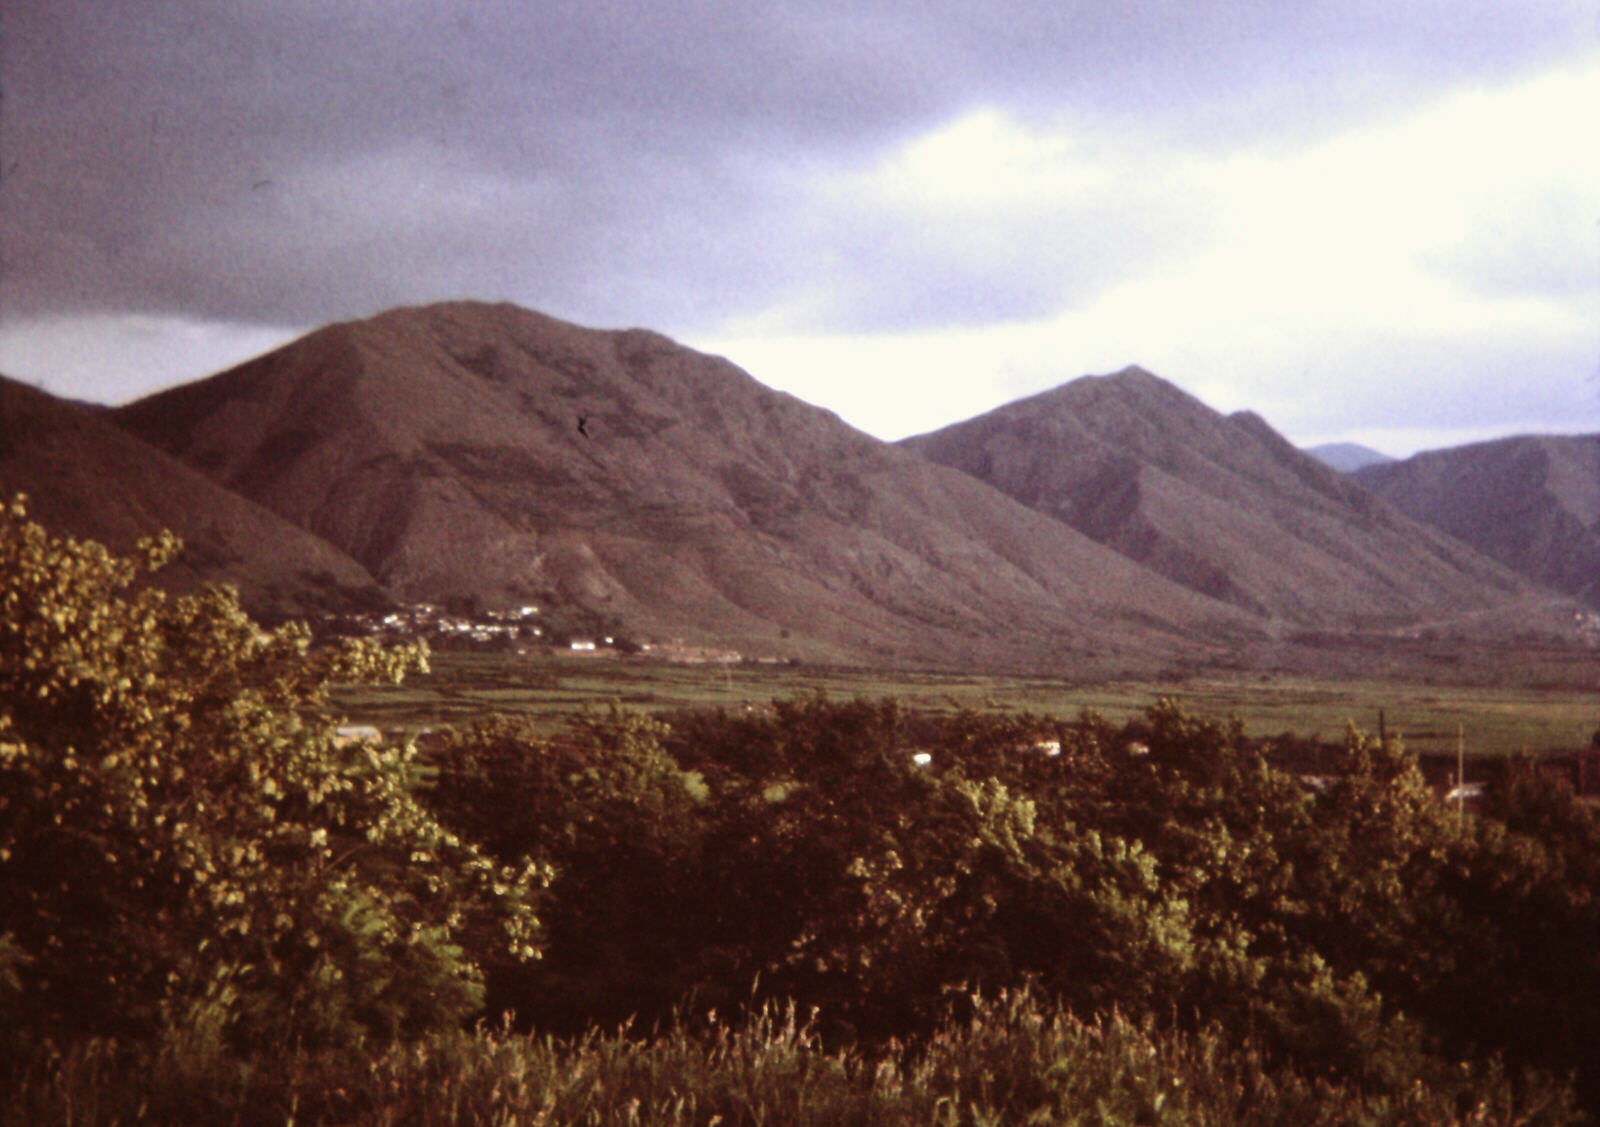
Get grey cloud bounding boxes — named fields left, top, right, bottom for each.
left=1249, top=332, right=1600, bottom=442
left=761, top=173, right=1218, bottom=334
left=3, top=0, right=1594, bottom=335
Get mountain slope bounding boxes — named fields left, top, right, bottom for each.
left=1356, top=434, right=1600, bottom=608
left=901, top=368, right=1549, bottom=631
left=0, top=375, right=386, bottom=616
left=114, top=302, right=1259, bottom=673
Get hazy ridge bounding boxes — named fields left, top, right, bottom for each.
left=1357, top=434, right=1600, bottom=608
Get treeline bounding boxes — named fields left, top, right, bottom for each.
left=2, top=500, right=1598, bottom=1125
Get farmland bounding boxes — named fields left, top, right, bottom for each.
left=333, top=646, right=1600, bottom=758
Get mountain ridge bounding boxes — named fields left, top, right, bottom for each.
left=1308, top=442, right=1395, bottom=473
left=112, top=302, right=1260, bottom=673
left=10, top=301, right=1585, bottom=671
left=899, top=367, right=1552, bottom=631
left=0, top=374, right=387, bottom=617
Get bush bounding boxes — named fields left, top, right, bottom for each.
left=4, top=500, right=1593, bottom=1121
left=0, top=498, right=545, bottom=1054
left=6, top=991, right=1575, bottom=1127
left=428, top=709, right=710, bottom=1032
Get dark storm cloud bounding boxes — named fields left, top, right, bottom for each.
left=2, top=0, right=1594, bottom=335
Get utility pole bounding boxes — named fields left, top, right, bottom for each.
left=1457, top=723, right=1466, bottom=820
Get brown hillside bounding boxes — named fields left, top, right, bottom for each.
left=0, top=376, right=386, bottom=617
left=901, top=368, right=1556, bottom=632
left=1356, top=434, right=1600, bottom=608
left=114, top=302, right=1260, bottom=673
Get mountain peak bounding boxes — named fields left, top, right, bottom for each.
left=1055, top=364, right=1171, bottom=393
left=1307, top=442, right=1395, bottom=473
left=1100, top=364, right=1161, bottom=383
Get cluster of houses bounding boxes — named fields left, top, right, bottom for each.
left=318, top=602, right=790, bottom=666
left=323, top=602, right=562, bottom=651
left=319, top=601, right=709, bottom=658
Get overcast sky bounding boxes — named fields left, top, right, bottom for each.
left=3, top=1, right=1598, bottom=456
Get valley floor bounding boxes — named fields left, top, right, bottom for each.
left=333, top=639, right=1600, bottom=760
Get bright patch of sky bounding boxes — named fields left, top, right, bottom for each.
left=704, top=60, right=1600, bottom=453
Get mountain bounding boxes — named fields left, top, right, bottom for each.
left=900, top=368, right=1552, bottom=631
left=0, top=375, right=386, bottom=617
left=1355, top=434, right=1600, bottom=608
left=114, top=302, right=1259, bottom=673
left=1307, top=442, right=1394, bottom=473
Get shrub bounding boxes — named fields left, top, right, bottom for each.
left=428, top=709, right=709, bottom=1031
left=0, top=498, right=545, bottom=1054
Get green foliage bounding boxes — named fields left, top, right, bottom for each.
left=1422, top=757, right=1600, bottom=1108
left=4, top=505, right=1596, bottom=1121
left=428, top=708, right=706, bottom=1031
left=0, top=930, right=28, bottom=1050
left=1481, top=754, right=1600, bottom=884
left=0, top=499, right=545, bottom=1052
left=432, top=695, right=1500, bottom=1106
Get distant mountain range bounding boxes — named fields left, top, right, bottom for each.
left=109, top=303, right=1257, bottom=673
left=3, top=301, right=1592, bottom=671
left=1307, top=442, right=1395, bottom=473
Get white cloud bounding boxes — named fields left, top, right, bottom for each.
left=705, top=58, right=1600, bottom=451
left=717, top=106, right=1213, bottom=334
left=696, top=325, right=1068, bottom=440
left=829, top=106, right=1114, bottom=214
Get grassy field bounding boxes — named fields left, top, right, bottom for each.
left=334, top=648, right=1600, bottom=757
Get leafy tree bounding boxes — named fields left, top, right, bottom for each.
left=1481, top=754, right=1600, bottom=886
left=1436, top=756, right=1600, bottom=1107
left=633, top=698, right=1418, bottom=1077
left=428, top=709, right=709, bottom=1031
left=0, top=498, right=545, bottom=1053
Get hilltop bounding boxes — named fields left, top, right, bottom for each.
left=1306, top=442, right=1395, bottom=473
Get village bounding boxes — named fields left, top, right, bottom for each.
left=315, top=600, right=767, bottom=665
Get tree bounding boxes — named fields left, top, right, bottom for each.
left=0, top=498, right=545, bottom=1052
left=428, top=709, right=709, bottom=1031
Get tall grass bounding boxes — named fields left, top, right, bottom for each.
left=6, top=992, right=1573, bottom=1126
